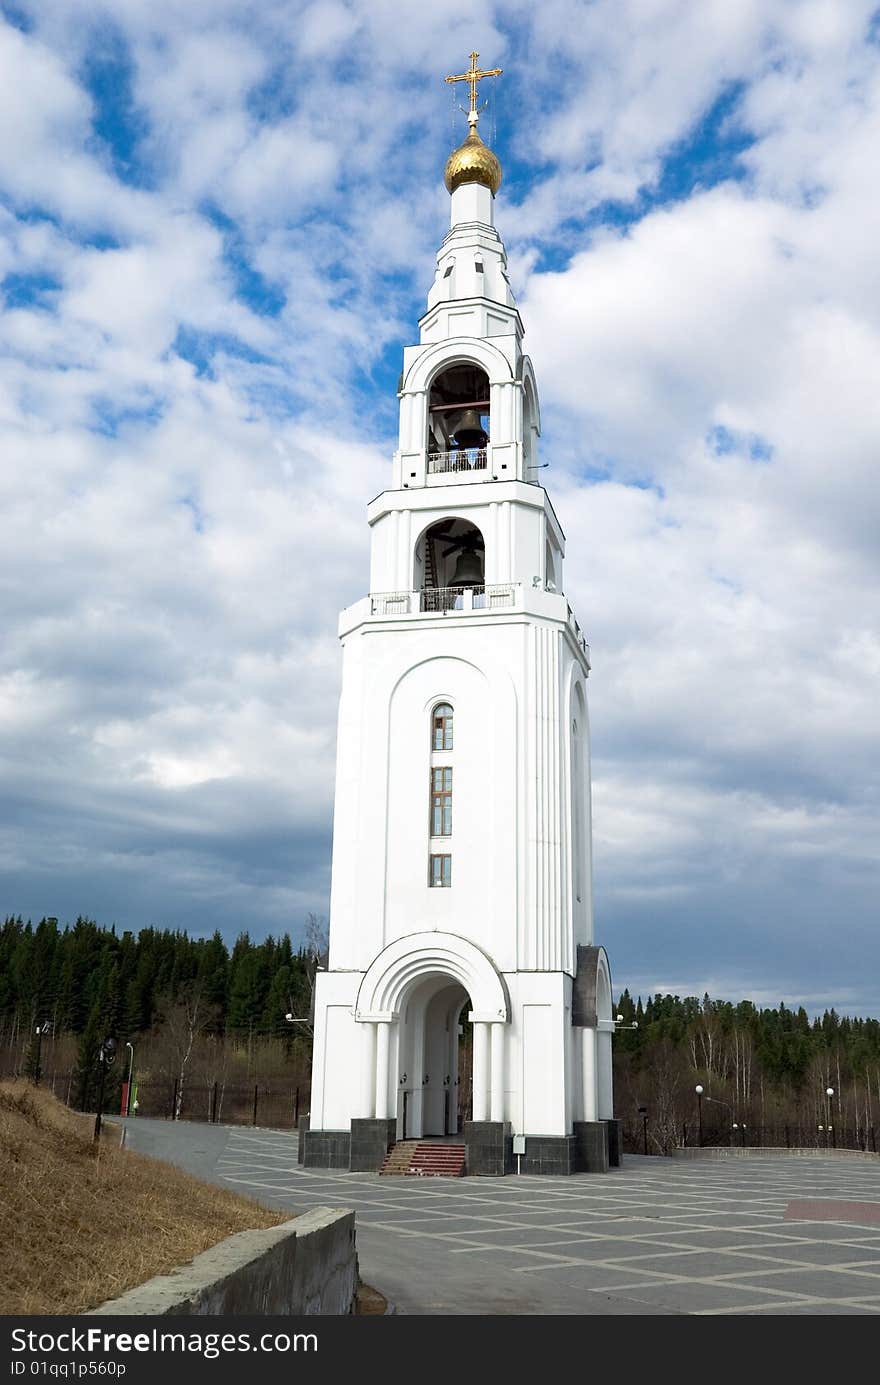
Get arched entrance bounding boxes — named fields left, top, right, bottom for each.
left=396, top=975, right=470, bottom=1138
left=355, top=931, right=509, bottom=1133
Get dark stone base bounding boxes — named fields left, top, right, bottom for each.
left=573, top=1121, right=609, bottom=1173
left=464, top=1120, right=512, bottom=1176
left=302, top=1128, right=351, bottom=1169
left=350, top=1118, right=397, bottom=1172
left=605, top=1118, right=622, bottom=1168
left=296, top=1114, right=310, bottom=1166
left=520, top=1135, right=578, bottom=1176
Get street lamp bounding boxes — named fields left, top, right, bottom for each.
left=695, top=1085, right=704, bottom=1147
left=700, top=1092, right=735, bottom=1142
left=32, top=1020, right=52, bottom=1086
left=124, top=1041, right=134, bottom=1116
left=826, top=1086, right=835, bottom=1148
left=93, top=1037, right=117, bottom=1144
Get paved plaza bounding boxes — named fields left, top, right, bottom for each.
left=122, top=1118, right=880, bottom=1315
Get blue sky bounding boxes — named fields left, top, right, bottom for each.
left=1, top=1, right=879, bottom=1014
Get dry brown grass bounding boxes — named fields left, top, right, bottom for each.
left=0, top=1081, right=286, bottom=1315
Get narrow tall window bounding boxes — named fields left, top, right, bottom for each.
left=432, top=703, right=453, bottom=751
left=431, top=767, right=453, bottom=836
left=429, top=854, right=452, bottom=888
left=429, top=703, right=454, bottom=886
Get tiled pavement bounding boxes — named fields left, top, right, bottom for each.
left=122, top=1119, right=880, bottom=1316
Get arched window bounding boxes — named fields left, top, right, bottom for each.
left=427, top=362, right=490, bottom=474
left=523, top=374, right=538, bottom=475
left=432, top=702, right=453, bottom=751
left=429, top=702, right=454, bottom=887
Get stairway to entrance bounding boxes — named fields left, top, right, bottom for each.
left=380, top=1140, right=466, bottom=1177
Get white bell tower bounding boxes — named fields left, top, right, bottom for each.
left=304, top=56, right=617, bottom=1176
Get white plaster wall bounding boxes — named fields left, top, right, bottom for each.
left=309, top=971, right=360, bottom=1131
left=326, top=614, right=588, bottom=980
left=501, top=971, right=573, bottom=1137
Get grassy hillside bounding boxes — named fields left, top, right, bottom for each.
left=0, top=1081, right=285, bottom=1314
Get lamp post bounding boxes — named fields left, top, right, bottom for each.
left=32, top=1020, right=52, bottom=1086
left=638, top=1105, right=648, bottom=1156
left=695, top=1085, right=704, bottom=1147
left=93, top=1037, right=117, bottom=1144
left=700, top=1092, right=736, bottom=1142
left=826, top=1086, right=835, bottom=1149
left=124, top=1041, right=134, bottom=1116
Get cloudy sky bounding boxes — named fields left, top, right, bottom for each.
left=2, top=1, right=878, bottom=1014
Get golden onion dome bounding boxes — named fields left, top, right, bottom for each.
left=444, top=127, right=502, bottom=196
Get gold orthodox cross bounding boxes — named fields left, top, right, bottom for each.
left=445, top=51, right=502, bottom=119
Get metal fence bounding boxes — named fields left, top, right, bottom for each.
left=132, top=1080, right=308, bottom=1129
left=681, top=1123, right=878, bottom=1152
left=10, top=1071, right=309, bottom=1130
left=622, top=1120, right=878, bottom=1155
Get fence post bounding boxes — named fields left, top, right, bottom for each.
left=253, top=1084, right=259, bottom=1126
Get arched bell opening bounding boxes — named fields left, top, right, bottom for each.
left=396, top=974, right=472, bottom=1139
left=414, top=517, right=486, bottom=610
left=522, top=372, right=539, bottom=476
left=427, top=363, right=490, bottom=475
left=545, top=539, right=558, bottom=593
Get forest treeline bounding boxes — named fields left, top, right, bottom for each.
left=0, top=913, right=326, bottom=1112
left=613, top=988, right=880, bottom=1149
left=0, top=914, right=323, bottom=1042
left=2, top=914, right=879, bottom=1145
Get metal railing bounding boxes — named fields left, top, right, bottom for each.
left=370, top=584, right=519, bottom=615
left=679, top=1123, right=878, bottom=1152
left=427, top=448, right=488, bottom=474
left=620, top=1120, right=879, bottom=1157
left=370, top=591, right=411, bottom=615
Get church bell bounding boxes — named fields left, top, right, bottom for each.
left=450, top=548, right=484, bottom=587
left=452, top=408, right=488, bottom=450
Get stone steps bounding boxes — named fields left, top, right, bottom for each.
left=379, top=1140, right=419, bottom=1175
left=380, top=1141, right=466, bottom=1177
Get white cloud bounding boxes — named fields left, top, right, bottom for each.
left=0, top=2, right=877, bottom=1010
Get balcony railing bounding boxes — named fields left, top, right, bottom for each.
left=427, top=448, right=488, bottom=475
left=370, top=584, right=519, bottom=616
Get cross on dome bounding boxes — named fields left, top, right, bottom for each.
left=445, top=50, right=503, bottom=130
left=443, top=50, right=503, bottom=197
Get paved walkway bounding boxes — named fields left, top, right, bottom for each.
left=121, top=1118, right=880, bottom=1315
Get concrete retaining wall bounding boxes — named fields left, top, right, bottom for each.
left=89, top=1208, right=357, bottom=1316
left=672, top=1147, right=879, bottom=1162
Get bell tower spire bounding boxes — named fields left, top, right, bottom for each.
left=304, top=58, right=616, bottom=1180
